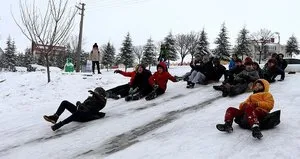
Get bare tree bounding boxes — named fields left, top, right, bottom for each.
left=187, top=31, right=200, bottom=63
left=175, top=32, right=199, bottom=65
left=12, top=0, right=77, bottom=82
left=133, top=45, right=144, bottom=64
left=175, top=33, right=189, bottom=65
left=251, top=29, right=274, bottom=64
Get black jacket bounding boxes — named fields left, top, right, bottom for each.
left=131, top=69, right=152, bottom=95
left=77, top=94, right=106, bottom=113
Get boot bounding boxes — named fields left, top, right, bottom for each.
left=222, top=89, right=229, bottom=97
left=216, top=121, right=233, bottom=133
left=51, top=121, right=64, bottom=131
left=43, top=114, right=59, bottom=124
left=252, top=124, right=263, bottom=139
left=213, top=85, right=223, bottom=91
left=186, top=82, right=195, bottom=88
left=145, top=91, right=157, bottom=101
left=125, top=96, right=132, bottom=101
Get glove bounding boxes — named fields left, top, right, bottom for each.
left=114, top=70, right=121, bottom=74
left=153, top=84, right=159, bottom=89
left=129, top=87, right=139, bottom=95
left=76, top=101, right=82, bottom=107
left=174, top=75, right=181, bottom=82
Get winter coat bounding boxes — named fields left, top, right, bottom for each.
left=90, top=49, right=100, bottom=61
left=119, top=71, right=136, bottom=86
left=149, top=62, right=177, bottom=92
left=234, top=68, right=259, bottom=84
left=131, top=69, right=152, bottom=95
left=200, top=60, right=214, bottom=79
left=228, top=59, right=236, bottom=70
left=78, top=93, right=107, bottom=113
left=210, top=64, right=226, bottom=81
left=278, top=59, right=288, bottom=70
left=239, top=79, right=274, bottom=112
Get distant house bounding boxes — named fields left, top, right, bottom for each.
left=32, top=42, right=66, bottom=59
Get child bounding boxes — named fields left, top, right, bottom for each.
left=145, top=62, right=178, bottom=100
left=43, top=87, right=107, bottom=131
left=216, top=79, right=274, bottom=139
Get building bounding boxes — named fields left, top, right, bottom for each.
left=249, top=38, right=286, bottom=62
left=32, top=42, right=66, bottom=59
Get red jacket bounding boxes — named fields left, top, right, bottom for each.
left=119, top=71, right=136, bottom=86
left=149, top=62, right=177, bottom=92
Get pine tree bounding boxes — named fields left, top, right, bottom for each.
left=23, top=48, right=33, bottom=66
left=4, top=36, right=17, bottom=71
left=235, top=27, right=251, bottom=60
left=195, top=29, right=209, bottom=60
left=214, top=23, right=231, bottom=60
left=102, top=42, right=116, bottom=71
left=120, top=33, right=134, bottom=71
left=286, top=35, right=300, bottom=57
left=163, top=32, right=178, bottom=62
left=142, top=38, right=156, bottom=69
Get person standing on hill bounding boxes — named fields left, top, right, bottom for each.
left=90, top=43, right=101, bottom=74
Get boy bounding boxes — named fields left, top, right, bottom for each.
left=216, top=79, right=274, bottom=139
left=145, top=62, right=178, bottom=100
left=43, top=87, right=106, bottom=131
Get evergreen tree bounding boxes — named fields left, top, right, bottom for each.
left=235, top=27, right=251, bottom=60
left=286, top=35, right=300, bottom=57
left=3, top=36, right=17, bottom=71
left=163, top=32, right=178, bottom=62
left=55, top=51, right=67, bottom=69
left=214, top=23, right=231, bottom=60
left=141, top=38, right=156, bottom=69
left=120, top=32, right=134, bottom=71
left=195, top=29, right=209, bottom=60
left=102, top=42, right=116, bottom=71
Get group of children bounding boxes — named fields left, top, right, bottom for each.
left=44, top=54, right=283, bottom=139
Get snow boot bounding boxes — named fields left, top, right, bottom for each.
left=252, top=124, right=263, bottom=139
left=125, top=95, right=132, bottom=101
left=213, top=85, right=223, bottom=91
left=43, top=114, right=59, bottom=124
left=51, top=121, right=64, bottom=131
left=216, top=122, right=233, bottom=133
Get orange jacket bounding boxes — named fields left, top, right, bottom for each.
left=239, top=79, right=274, bottom=112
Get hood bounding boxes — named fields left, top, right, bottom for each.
left=157, top=62, right=167, bottom=72
left=253, top=79, right=270, bottom=92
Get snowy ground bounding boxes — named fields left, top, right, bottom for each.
left=0, top=66, right=299, bottom=159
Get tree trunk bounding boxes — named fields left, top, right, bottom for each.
left=45, top=54, right=51, bottom=83
left=106, top=64, right=109, bottom=71
left=191, top=55, right=194, bottom=63
left=259, top=51, right=262, bottom=64
left=180, top=58, right=184, bottom=66
left=148, top=65, right=151, bottom=70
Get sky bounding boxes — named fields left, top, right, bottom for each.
left=0, top=65, right=299, bottom=158
left=1, top=0, right=300, bottom=53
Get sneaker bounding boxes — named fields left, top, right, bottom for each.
left=216, top=122, right=233, bottom=133
left=278, top=79, right=284, bottom=81
left=43, top=114, right=59, bottom=124
left=252, top=124, right=263, bottom=139
left=51, top=121, right=64, bottom=131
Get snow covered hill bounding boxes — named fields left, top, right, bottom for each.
left=0, top=66, right=299, bottom=159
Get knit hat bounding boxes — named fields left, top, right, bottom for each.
left=93, top=43, right=98, bottom=48
left=244, top=57, right=253, bottom=65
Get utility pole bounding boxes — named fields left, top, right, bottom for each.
left=75, top=3, right=85, bottom=72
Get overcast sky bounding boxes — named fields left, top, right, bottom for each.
left=1, top=0, right=299, bottom=53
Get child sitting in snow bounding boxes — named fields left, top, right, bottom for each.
left=216, top=79, right=274, bottom=139
left=43, top=87, right=106, bottom=131
left=145, top=62, right=178, bottom=100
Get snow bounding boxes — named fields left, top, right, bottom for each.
left=0, top=66, right=300, bottom=159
